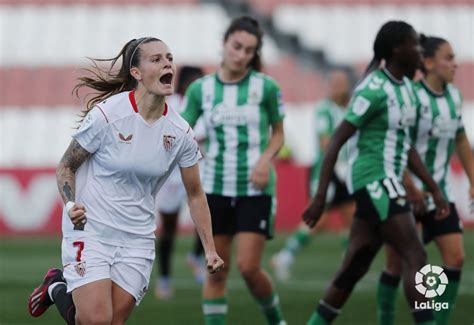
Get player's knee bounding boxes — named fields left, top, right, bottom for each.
left=237, top=262, right=260, bottom=282
left=76, top=310, right=112, bottom=325
left=443, top=251, right=464, bottom=268
left=207, top=267, right=229, bottom=286
left=334, top=246, right=375, bottom=290
left=406, top=247, right=427, bottom=269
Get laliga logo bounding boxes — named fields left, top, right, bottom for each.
left=415, top=264, right=448, bottom=298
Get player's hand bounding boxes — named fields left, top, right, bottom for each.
left=302, top=194, right=325, bottom=228
left=68, top=203, right=87, bottom=227
left=432, top=190, right=450, bottom=220
left=406, top=188, right=427, bottom=219
left=206, top=252, right=224, bottom=274
left=250, top=159, right=270, bottom=190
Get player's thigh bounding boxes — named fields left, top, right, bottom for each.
left=111, top=283, right=136, bottom=325
left=72, top=279, right=113, bottom=324
left=236, top=232, right=266, bottom=272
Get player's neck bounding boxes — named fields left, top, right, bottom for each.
left=134, top=89, right=166, bottom=123
left=218, top=66, right=249, bottom=83
left=424, top=75, right=445, bottom=94
left=384, top=63, right=404, bottom=82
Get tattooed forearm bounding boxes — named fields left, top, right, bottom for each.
left=56, top=140, right=91, bottom=204
left=62, top=182, right=73, bottom=202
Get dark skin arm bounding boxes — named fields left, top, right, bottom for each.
left=56, top=140, right=91, bottom=229
left=407, top=147, right=450, bottom=219
left=402, top=169, right=427, bottom=218
left=303, top=121, right=357, bottom=228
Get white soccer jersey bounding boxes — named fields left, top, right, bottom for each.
left=62, top=91, right=201, bottom=249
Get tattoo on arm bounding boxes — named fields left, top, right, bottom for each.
left=57, top=140, right=91, bottom=204
left=62, top=182, right=73, bottom=202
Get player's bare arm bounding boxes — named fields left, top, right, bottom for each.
left=180, top=164, right=224, bottom=273
left=56, top=140, right=90, bottom=229
left=56, top=140, right=91, bottom=204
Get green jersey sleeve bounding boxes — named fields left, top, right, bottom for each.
left=264, top=78, right=285, bottom=124
left=181, top=80, right=203, bottom=127
left=344, top=89, right=384, bottom=128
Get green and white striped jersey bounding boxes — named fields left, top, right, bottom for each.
left=413, top=81, right=464, bottom=201
left=345, top=68, right=418, bottom=193
left=181, top=70, right=285, bottom=197
left=310, top=99, right=348, bottom=190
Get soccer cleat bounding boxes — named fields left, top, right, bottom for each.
left=271, top=252, right=293, bottom=282
left=186, top=253, right=206, bottom=284
left=28, top=268, right=65, bottom=317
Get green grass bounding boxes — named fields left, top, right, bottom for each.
left=1, top=231, right=473, bottom=324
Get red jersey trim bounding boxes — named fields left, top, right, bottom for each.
left=130, top=90, right=168, bottom=117
left=129, top=91, right=138, bottom=113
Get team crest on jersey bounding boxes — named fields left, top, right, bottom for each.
left=75, top=262, right=86, bottom=277
left=118, top=133, right=133, bottom=144
left=163, top=135, right=176, bottom=151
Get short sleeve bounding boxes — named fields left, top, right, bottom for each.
left=181, top=81, right=203, bottom=127
left=72, top=107, right=108, bottom=154
left=265, top=79, right=285, bottom=124
left=178, top=127, right=202, bottom=168
left=344, top=90, right=383, bottom=128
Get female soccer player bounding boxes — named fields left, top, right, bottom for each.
left=377, top=35, right=474, bottom=325
left=271, top=69, right=355, bottom=281
left=181, top=16, right=286, bottom=325
left=302, top=21, right=449, bottom=325
left=28, top=37, right=223, bottom=325
left=155, top=65, right=207, bottom=299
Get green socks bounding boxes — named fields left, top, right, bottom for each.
left=377, top=271, right=401, bottom=325
left=434, top=267, right=461, bottom=325
left=307, top=300, right=340, bottom=325
left=284, top=229, right=311, bottom=255
left=257, top=293, right=285, bottom=325
left=203, top=297, right=227, bottom=325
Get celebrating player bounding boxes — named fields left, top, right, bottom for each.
left=28, top=37, right=223, bottom=325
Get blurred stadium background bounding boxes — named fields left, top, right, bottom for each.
left=0, top=0, right=473, bottom=324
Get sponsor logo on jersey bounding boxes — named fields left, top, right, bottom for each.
left=118, top=133, right=133, bottom=144
left=163, top=135, right=176, bottom=151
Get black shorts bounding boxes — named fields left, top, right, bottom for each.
left=327, top=174, right=352, bottom=208
left=206, top=194, right=275, bottom=239
left=421, top=203, right=463, bottom=244
left=353, top=178, right=411, bottom=225
left=309, top=173, right=353, bottom=208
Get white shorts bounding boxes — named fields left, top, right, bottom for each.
left=156, top=167, right=186, bottom=214
left=61, top=237, right=155, bottom=305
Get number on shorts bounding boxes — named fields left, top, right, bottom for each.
left=382, top=178, right=406, bottom=199
left=73, top=241, right=84, bottom=262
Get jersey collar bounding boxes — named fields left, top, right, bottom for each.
left=382, top=67, right=404, bottom=85
left=129, top=90, right=168, bottom=116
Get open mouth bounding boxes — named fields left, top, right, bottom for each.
left=159, top=73, right=173, bottom=85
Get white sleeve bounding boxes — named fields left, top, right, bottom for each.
left=72, top=106, right=108, bottom=154
left=178, top=127, right=202, bottom=168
